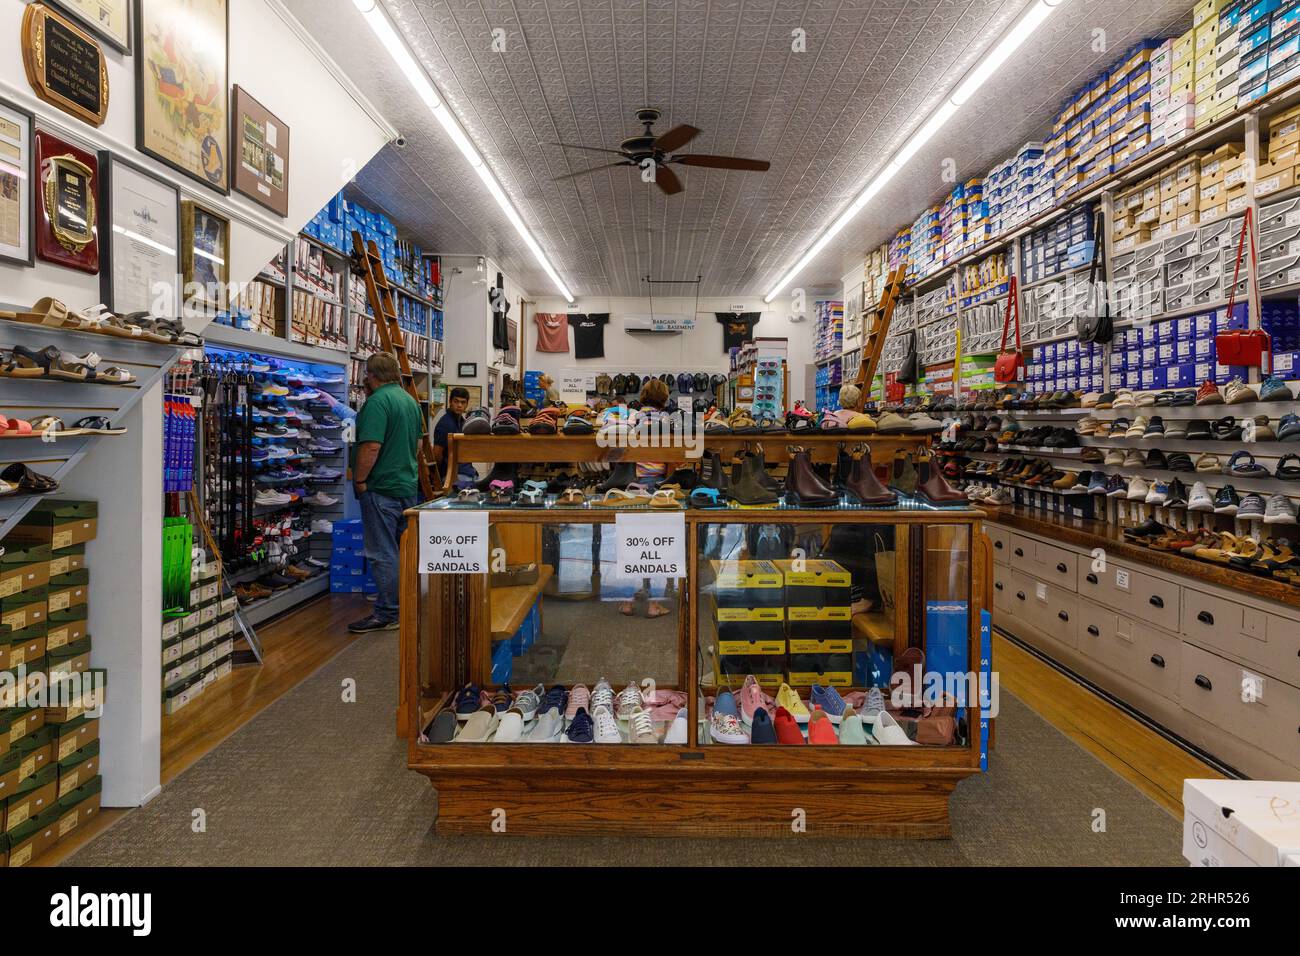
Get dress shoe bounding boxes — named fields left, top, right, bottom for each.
left=914, top=459, right=967, bottom=504
left=844, top=446, right=898, bottom=506
left=783, top=447, right=839, bottom=507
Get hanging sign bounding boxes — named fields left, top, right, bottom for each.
left=418, top=510, right=488, bottom=574
left=616, top=512, right=685, bottom=577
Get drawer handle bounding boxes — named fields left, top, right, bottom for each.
left=1197, top=611, right=1214, bottom=626
left=1016, top=591, right=1026, bottom=601
left=1149, top=595, right=1164, bottom=609
left=1058, top=611, right=1070, bottom=622
left=994, top=540, right=1003, bottom=550
left=1086, top=573, right=1098, bottom=585
left=1150, top=654, right=1165, bottom=668
left=1014, top=547, right=1025, bottom=557
left=995, top=582, right=1004, bottom=591
left=1057, top=562, right=1068, bottom=574
left=1087, top=625, right=1100, bottom=636
left=1195, top=674, right=1212, bottom=691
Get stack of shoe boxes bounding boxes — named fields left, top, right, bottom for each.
left=330, top=520, right=373, bottom=594
left=1237, top=0, right=1293, bottom=109
left=710, top=561, right=786, bottom=688
left=1019, top=205, right=1095, bottom=285
left=888, top=227, right=911, bottom=277
left=1198, top=144, right=1249, bottom=222
left=1257, top=103, right=1300, bottom=199
left=813, top=300, right=844, bottom=362
left=1259, top=192, right=1300, bottom=292
left=779, top=560, right=852, bottom=688
left=1205, top=2, right=1242, bottom=125
left=162, top=565, right=237, bottom=717
left=1264, top=300, right=1300, bottom=374
left=1106, top=307, right=1249, bottom=391
left=1025, top=339, right=1106, bottom=395
left=0, top=502, right=104, bottom=866
left=909, top=205, right=943, bottom=282
left=1192, top=3, right=1222, bottom=129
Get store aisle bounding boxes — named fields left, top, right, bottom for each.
left=66, top=633, right=1186, bottom=866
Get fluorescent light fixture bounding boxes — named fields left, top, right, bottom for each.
left=764, top=0, right=1066, bottom=303
left=353, top=0, right=573, bottom=302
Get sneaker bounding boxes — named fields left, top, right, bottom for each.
left=1165, top=478, right=1189, bottom=508
left=564, top=683, right=591, bottom=720
left=615, top=681, right=644, bottom=720
left=1123, top=450, right=1144, bottom=468
left=748, top=707, right=778, bottom=744
left=453, top=683, right=483, bottom=718
left=1126, top=476, right=1149, bottom=500
left=709, top=711, right=749, bottom=744
left=524, top=707, right=564, bottom=742
left=1125, top=416, right=1149, bottom=437
left=809, top=683, right=847, bottom=723
left=1165, top=421, right=1189, bottom=439
left=1105, top=475, right=1127, bottom=497
left=513, top=684, right=544, bottom=721
left=1188, top=481, right=1215, bottom=511
left=1145, top=481, right=1168, bottom=505
left=347, top=613, right=397, bottom=633
left=1213, top=485, right=1241, bottom=514
left=1280, top=413, right=1300, bottom=441
left=590, top=677, right=615, bottom=714
left=542, top=684, right=569, bottom=714
left=592, top=704, right=622, bottom=743
left=663, top=707, right=689, bottom=744
left=1195, top=380, right=1224, bottom=405
left=1144, top=416, right=1165, bottom=436
left=1237, top=493, right=1268, bottom=521
left=255, top=488, right=292, bottom=506
left=564, top=707, right=595, bottom=743
left=775, top=682, right=810, bottom=723
left=307, top=491, right=340, bottom=506
left=1225, top=378, right=1257, bottom=405
left=492, top=707, right=526, bottom=742
left=1087, top=472, right=1109, bottom=494
left=873, top=710, right=916, bottom=745
left=774, top=706, right=806, bottom=744
left=1259, top=375, right=1294, bottom=402
left=1104, top=448, right=1126, bottom=466
left=463, top=407, right=492, bottom=434
left=310, top=519, right=333, bottom=533
left=738, top=675, right=769, bottom=726
left=1264, top=494, right=1298, bottom=525
left=838, top=708, right=869, bottom=744
left=627, top=706, right=658, bottom=743
left=807, top=707, right=839, bottom=744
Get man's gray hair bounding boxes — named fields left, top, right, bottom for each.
left=366, top=352, right=402, bottom=385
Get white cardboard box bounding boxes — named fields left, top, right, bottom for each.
left=1183, top=779, right=1300, bottom=867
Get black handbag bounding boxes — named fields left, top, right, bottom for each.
left=1077, top=209, right=1113, bottom=345
left=897, top=329, right=920, bottom=384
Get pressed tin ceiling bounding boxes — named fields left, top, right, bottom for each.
left=289, top=0, right=1192, bottom=297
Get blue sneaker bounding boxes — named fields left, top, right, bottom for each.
left=749, top=707, right=777, bottom=744
left=1260, top=375, right=1295, bottom=402
left=810, top=683, right=847, bottom=724
left=714, top=689, right=738, bottom=718
left=563, top=707, right=594, bottom=743
left=542, top=684, right=568, bottom=714
left=454, top=684, right=482, bottom=717
left=1281, top=413, right=1300, bottom=441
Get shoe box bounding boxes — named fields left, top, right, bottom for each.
left=4, top=501, right=97, bottom=551
left=709, top=561, right=786, bottom=686
left=162, top=570, right=237, bottom=713
left=331, top=520, right=370, bottom=593
left=777, top=559, right=854, bottom=686
left=1183, top=779, right=1300, bottom=867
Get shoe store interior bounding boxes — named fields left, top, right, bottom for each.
left=1, top=0, right=1298, bottom=877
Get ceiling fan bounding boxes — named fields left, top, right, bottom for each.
left=548, top=108, right=770, bottom=195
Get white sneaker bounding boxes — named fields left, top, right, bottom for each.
left=664, top=707, right=689, bottom=744
left=592, top=704, right=622, bottom=743
left=513, top=684, right=544, bottom=721
left=524, top=707, right=563, bottom=742
left=872, top=710, right=916, bottom=746
left=308, top=492, right=340, bottom=507
left=255, top=489, right=292, bottom=506
left=627, top=706, right=658, bottom=743
left=1126, top=476, right=1149, bottom=500
left=615, top=681, right=643, bottom=720
left=1187, top=480, right=1213, bottom=512
left=310, top=519, right=333, bottom=533
left=492, top=708, right=525, bottom=742
left=709, top=711, right=749, bottom=744
left=590, top=677, right=614, bottom=713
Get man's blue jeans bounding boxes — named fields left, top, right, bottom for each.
left=360, top=491, right=418, bottom=622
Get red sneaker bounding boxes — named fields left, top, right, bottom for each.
left=1195, top=380, right=1224, bottom=406
left=807, top=706, right=839, bottom=744
left=774, top=706, right=806, bottom=744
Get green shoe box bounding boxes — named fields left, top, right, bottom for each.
left=48, top=637, right=91, bottom=681
left=7, top=500, right=98, bottom=549
left=1, top=584, right=47, bottom=634
left=44, top=668, right=106, bottom=723
left=13, top=725, right=54, bottom=783
left=45, top=605, right=87, bottom=652
left=0, top=545, right=51, bottom=599
left=0, top=708, right=45, bottom=757
left=2, top=763, right=57, bottom=834
left=5, top=802, right=61, bottom=866
left=46, top=544, right=85, bottom=579
left=0, top=621, right=48, bottom=672
left=53, top=716, right=98, bottom=762
left=56, top=774, right=101, bottom=843
left=47, top=569, right=88, bottom=615
left=56, top=738, right=98, bottom=799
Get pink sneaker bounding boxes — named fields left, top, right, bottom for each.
left=565, top=683, right=590, bottom=720
left=739, top=675, right=769, bottom=726
left=648, top=697, right=687, bottom=722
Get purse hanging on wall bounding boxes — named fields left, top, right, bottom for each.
left=1216, top=209, right=1271, bottom=369
left=1077, top=210, right=1114, bottom=344
left=897, top=329, right=920, bottom=384
left=994, top=276, right=1025, bottom=384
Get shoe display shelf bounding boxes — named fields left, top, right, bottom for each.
left=0, top=314, right=185, bottom=541
left=986, top=508, right=1300, bottom=781
left=398, top=439, right=990, bottom=837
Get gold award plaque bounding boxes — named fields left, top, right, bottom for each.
left=42, top=152, right=96, bottom=254
left=22, top=3, right=110, bottom=127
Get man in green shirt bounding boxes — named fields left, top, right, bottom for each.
left=348, top=353, right=424, bottom=633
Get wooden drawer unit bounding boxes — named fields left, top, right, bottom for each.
left=1011, top=570, right=1079, bottom=651
left=1180, top=643, right=1300, bottom=767
left=1181, top=589, right=1300, bottom=689
left=988, top=526, right=1012, bottom=565
left=1008, top=534, right=1037, bottom=569
left=992, top=563, right=1015, bottom=615
left=1034, top=539, right=1079, bottom=590
left=1078, top=606, right=1181, bottom=703
left=1078, top=559, right=1181, bottom=633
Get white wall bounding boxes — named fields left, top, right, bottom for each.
left=0, top=0, right=390, bottom=806
left=439, top=253, right=528, bottom=408
left=524, top=293, right=838, bottom=404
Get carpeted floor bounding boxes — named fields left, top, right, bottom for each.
left=67, top=631, right=1184, bottom=866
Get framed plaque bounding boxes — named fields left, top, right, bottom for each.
left=47, top=0, right=132, bottom=54
left=0, top=99, right=34, bottom=267
left=181, top=199, right=229, bottom=312
left=136, top=0, right=228, bottom=192
left=99, top=154, right=179, bottom=317
left=231, top=85, right=289, bottom=217
left=22, top=3, right=110, bottom=128
left=34, top=128, right=99, bottom=274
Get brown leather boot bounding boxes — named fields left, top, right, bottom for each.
left=915, top=459, right=968, bottom=504
left=783, top=447, right=839, bottom=507
left=744, top=446, right=781, bottom=493
left=728, top=452, right=778, bottom=505
left=845, top=445, right=897, bottom=506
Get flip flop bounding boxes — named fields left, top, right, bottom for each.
left=556, top=487, right=587, bottom=507
left=73, top=416, right=127, bottom=435
left=0, top=463, right=58, bottom=496
left=649, top=489, right=682, bottom=510
left=593, top=489, right=648, bottom=508
left=28, top=416, right=66, bottom=436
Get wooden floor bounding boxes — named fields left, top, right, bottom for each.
left=38, top=593, right=370, bottom=866
left=993, top=631, right=1224, bottom=818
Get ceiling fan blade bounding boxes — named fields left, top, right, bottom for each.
left=655, top=164, right=683, bottom=195
left=673, top=154, right=771, bottom=171
left=653, top=124, right=700, bottom=153
left=546, top=142, right=628, bottom=156
left=551, top=161, right=629, bottom=182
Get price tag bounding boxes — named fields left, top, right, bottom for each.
left=1115, top=569, right=1130, bottom=591
left=615, top=512, right=685, bottom=577
left=1035, top=582, right=1047, bottom=602
left=1241, top=670, right=1265, bottom=703
left=418, top=510, right=488, bottom=574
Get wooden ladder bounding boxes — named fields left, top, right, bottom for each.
left=853, top=265, right=908, bottom=402
left=350, top=230, right=438, bottom=499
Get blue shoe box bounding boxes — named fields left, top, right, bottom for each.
left=491, top=639, right=513, bottom=684
left=925, top=601, right=969, bottom=677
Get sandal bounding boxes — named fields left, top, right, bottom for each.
left=28, top=415, right=67, bottom=436
left=0, top=462, right=58, bottom=496
left=11, top=345, right=99, bottom=381
left=72, top=415, right=127, bottom=435
left=89, top=365, right=136, bottom=385
left=516, top=480, right=548, bottom=507
left=0, top=415, right=33, bottom=435
left=649, top=489, right=681, bottom=510
left=689, top=487, right=725, bottom=508
left=556, top=487, right=587, bottom=507
left=0, top=297, right=72, bottom=329
left=455, top=488, right=483, bottom=505
left=593, top=488, right=647, bottom=508
left=0, top=347, right=48, bottom=379
left=646, top=601, right=670, bottom=618
left=120, top=313, right=176, bottom=344
left=727, top=408, right=760, bottom=434
left=487, top=479, right=514, bottom=504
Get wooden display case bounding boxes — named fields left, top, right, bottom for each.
left=398, top=437, right=992, bottom=838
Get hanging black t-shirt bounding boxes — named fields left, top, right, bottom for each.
left=716, top=312, right=760, bottom=351
left=571, top=313, right=609, bottom=359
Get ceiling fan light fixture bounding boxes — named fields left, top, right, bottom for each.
left=763, top=0, right=1067, bottom=303
left=354, top=0, right=574, bottom=302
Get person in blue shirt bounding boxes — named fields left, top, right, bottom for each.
left=432, top=387, right=478, bottom=487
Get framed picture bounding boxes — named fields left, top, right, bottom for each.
left=47, top=0, right=132, bottom=54
left=231, top=85, right=289, bottom=217
left=98, top=153, right=179, bottom=317
left=457, top=385, right=482, bottom=410
left=457, top=362, right=477, bottom=378
left=135, top=0, right=229, bottom=192
left=0, top=99, right=34, bottom=267
left=181, top=199, right=229, bottom=312
left=34, top=127, right=99, bottom=274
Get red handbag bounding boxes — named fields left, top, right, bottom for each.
left=994, top=276, right=1024, bottom=384
left=1216, top=209, right=1271, bottom=368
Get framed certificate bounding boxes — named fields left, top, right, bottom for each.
left=0, top=99, right=34, bottom=267
left=135, top=0, right=228, bottom=192
left=47, top=0, right=132, bottom=54
left=98, top=153, right=179, bottom=317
